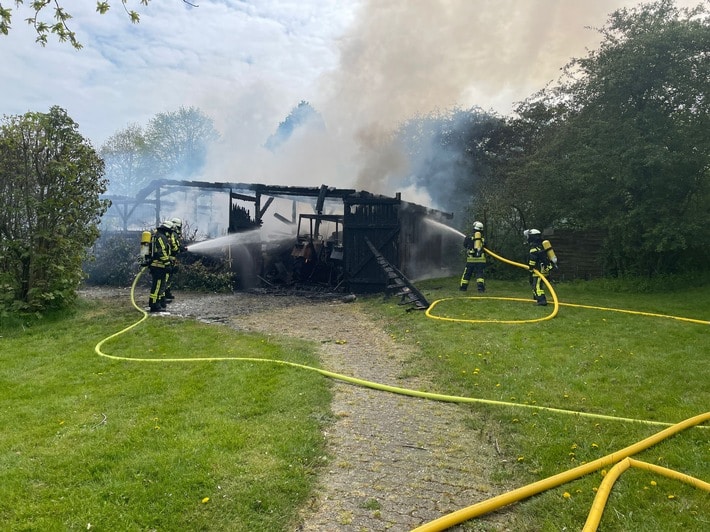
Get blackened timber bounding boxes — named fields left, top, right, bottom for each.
left=348, top=226, right=399, bottom=279
left=364, top=237, right=430, bottom=311
left=135, top=179, right=358, bottom=202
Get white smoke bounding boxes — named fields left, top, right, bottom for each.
left=202, top=0, right=666, bottom=208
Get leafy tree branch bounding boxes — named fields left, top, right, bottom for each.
left=0, top=0, right=196, bottom=49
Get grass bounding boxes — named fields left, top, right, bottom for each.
left=0, top=297, right=332, bottom=531
left=362, top=276, right=709, bottom=531
left=1, top=276, right=708, bottom=531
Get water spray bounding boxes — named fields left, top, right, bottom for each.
left=187, top=229, right=264, bottom=256
left=423, top=217, right=465, bottom=239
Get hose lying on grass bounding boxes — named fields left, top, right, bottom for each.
left=94, top=265, right=708, bottom=532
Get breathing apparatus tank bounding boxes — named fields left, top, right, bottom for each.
left=542, top=240, right=558, bottom=268
left=473, top=231, right=483, bottom=253
left=140, top=231, right=152, bottom=265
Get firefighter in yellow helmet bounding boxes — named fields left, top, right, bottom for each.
left=460, top=221, right=486, bottom=292
left=148, top=220, right=173, bottom=312
left=524, top=228, right=557, bottom=306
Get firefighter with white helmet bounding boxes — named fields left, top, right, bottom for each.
left=524, top=228, right=557, bottom=306
left=148, top=220, right=173, bottom=312
left=169, top=218, right=188, bottom=252
left=164, top=217, right=188, bottom=301
left=460, top=220, right=486, bottom=292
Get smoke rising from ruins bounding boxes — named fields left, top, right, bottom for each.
left=203, top=1, right=672, bottom=214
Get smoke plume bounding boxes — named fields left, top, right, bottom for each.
left=204, top=1, right=655, bottom=212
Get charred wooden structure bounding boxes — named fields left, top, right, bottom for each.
left=224, top=183, right=457, bottom=294
left=101, top=179, right=458, bottom=295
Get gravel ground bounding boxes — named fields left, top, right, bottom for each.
left=82, top=286, right=513, bottom=531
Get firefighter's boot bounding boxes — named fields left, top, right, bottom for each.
left=459, top=284, right=468, bottom=291
left=477, top=282, right=485, bottom=293
left=536, top=294, right=548, bottom=306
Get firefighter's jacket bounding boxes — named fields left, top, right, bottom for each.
left=463, top=234, right=486, bottom=263
left=528, top=243, right=552, bottom=275
left=169, top=231, right=188, bottom=255
left=150, top=229, right=172, bottom=268
left=169, top=232, right=178, bottom=255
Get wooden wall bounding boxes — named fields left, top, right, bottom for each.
left=545, top=228, right=607, bottom=280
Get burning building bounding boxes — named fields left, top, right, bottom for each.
left=101, top=180, right=460, bottom=302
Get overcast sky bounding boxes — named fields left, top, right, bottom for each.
left=1, top=0, right=700, bottom=197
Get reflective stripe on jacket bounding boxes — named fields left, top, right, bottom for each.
left=151, top=231, right=171, bottom=268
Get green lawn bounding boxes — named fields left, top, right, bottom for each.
left=1, top=277, right=708, bottom=531
left=364, top=277, right=709, bottom=531
left=0, top=297, right=332, bottom=531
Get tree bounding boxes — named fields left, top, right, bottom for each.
left=504, top=0, right=710, bottom=275
left=99, top=123, right=149, bottom=196
left=264, top=101, right=325, bottom=151
left=0, top=106, right=109, bottom=312
left=143, top=106, right=220, bottom=179
left=393, top=107, right=507, bottom=226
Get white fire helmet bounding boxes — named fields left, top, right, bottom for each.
left=170, top=217, right=183, bottom=231
left=524, top=228, right=541, bottom=242
left=473, top=221, right=483, bottom=232
left=159, top=220, right=174, bottom=231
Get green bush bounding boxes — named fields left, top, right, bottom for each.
left=83, top=233, right=235, bottom=293
left=83, top=232, right=140, bottom=286
left=173, top=256, right=235, bottom=293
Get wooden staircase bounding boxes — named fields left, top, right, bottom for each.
left=364, top=237, right=430, bottom=311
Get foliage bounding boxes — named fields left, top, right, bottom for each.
left=171, top=254, right=235, bottom=293
left=144, top=106, right=220, bottom=179
left=83, top=232, right=140, bottom=286
left=393, top=107, right=509, bottom=225
left=493, top=0, right=710, bottom=276
left=0, top=1, right=148, bottom=49
left=0, top=297, right=331, bottom=531
left=264, top=100, right=325, bottom=151
left=100, top=107, right=219, bottom=196
left=82, top=229, right=235, bottom=293
left=0, top=106, right=109, bottom=312
left=98, top=123, right=149, bottom=196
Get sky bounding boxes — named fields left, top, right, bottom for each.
left=1, top=0, right=701, bottom=203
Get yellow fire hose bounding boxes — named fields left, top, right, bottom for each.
left=95, top=269, right=702, bottom=430
left=427, top=247, right=710, bottom=326
left=412, top=412, right=710, bottom=532
left=583, top=457, right=710, bottom=532
left=95, top=265, right=708, bottom=532
left=416, top=247, right=709, bottom=530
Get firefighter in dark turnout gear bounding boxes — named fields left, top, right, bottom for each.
left=148, top=220, right=173, bottom=312
left=524, top=228, right=557, bottom=306
left=164, top=217, right=187, bottom=301
left=460, top=221, right=486, bottom=292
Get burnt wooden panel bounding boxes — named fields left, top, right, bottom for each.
left=343, top=196, right=401, bottom=292
left=397, top=205, right=458, bottom=281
